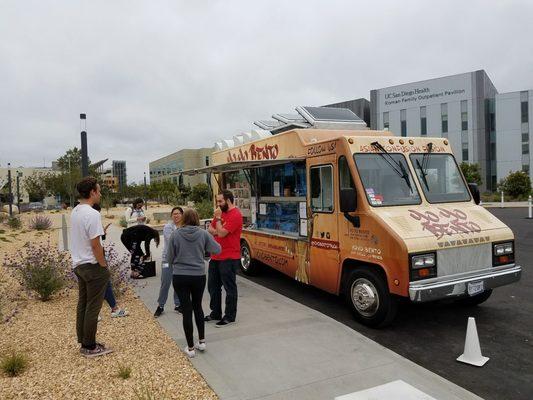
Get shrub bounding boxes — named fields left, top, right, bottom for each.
left=119, top=216, right=128, bottom=228
left=105, top=243, right=136, bottom=298
left=117, top=364, right=132, bottom=379
left=7, top=216, right=22, bottom=230
left=460, top=162, right=483, bottom=186
left=1, top=351, right=28, bottom=377
left=498, top=171, right=532, bottom=199
left=29, top=215, right=53, bottom=231
left=3, top=240, right=72, bottom=301
left=194, top=200, right=214, bottom=220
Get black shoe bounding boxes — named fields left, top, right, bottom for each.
left=204, top=315, right=221, bottom=322
left=174, top=306, right=182, bottom=314
left=215, top=318, right=235, bottom=328
left=154, top=306, right=164, bottom=317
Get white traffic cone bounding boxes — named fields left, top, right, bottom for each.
left=457, top=317, right=489, bottom=366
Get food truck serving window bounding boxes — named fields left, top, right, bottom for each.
left=354, top=153, right=421, bottom=207
left=310, top=165, right=334, bottom=212
left=410, top=153, right=471, bottom=203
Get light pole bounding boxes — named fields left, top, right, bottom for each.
left=16, top=170, right=21, bottom=213
left=144, top=172, right=148, bottom=210
left=7, top=163, right=13, bottom=216
left=80, top=113, right=89, bottom=177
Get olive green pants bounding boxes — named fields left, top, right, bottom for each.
left=74, top=263, right=110, bottom=348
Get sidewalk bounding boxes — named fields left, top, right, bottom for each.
left=482, top=201, right=531, bottom=208
left=102, top=225, right=482, bottom=400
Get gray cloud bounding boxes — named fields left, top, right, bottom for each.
left=1, top=0, right=532, bottom=182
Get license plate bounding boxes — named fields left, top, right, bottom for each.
left=467, top=281, right=484, bottom=296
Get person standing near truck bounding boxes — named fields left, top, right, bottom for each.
left=205, top=190, right=243, bottom=327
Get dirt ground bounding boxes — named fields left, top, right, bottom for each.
left=0, top=210, right=217, bottom=399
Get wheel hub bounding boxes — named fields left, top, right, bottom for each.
left=351, top=278, right=379, bottom=317
left=241, top=247, right=250, bottom=270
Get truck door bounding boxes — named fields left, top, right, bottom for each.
left=308, top=155, right=340, bottom=294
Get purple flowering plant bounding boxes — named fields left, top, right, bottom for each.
left=29, top=215, right=53, bottom=231
left=104, top=242, right=139, bottom=298
left=3, top=236, right=72, bottom=301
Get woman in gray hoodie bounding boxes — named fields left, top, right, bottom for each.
left=167, top=208, right=221, bottom=358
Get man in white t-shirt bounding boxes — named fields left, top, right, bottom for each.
left=71, top=177, right=113, bottom=358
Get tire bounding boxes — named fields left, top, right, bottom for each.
left=457, top=289, right=493, bottom=306
left=344, top=267, right=398, bottom=328
left=240, top=241, right=259, bottom=275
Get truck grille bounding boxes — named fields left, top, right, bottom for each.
left=437, top=244, right=492, bottom=277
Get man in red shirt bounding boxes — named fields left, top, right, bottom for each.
left=205, top=190, right=243, bottom=327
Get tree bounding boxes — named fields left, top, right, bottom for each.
left=23, top=173, right=49, bottom=202
left=498, top=171, right=531, bottom=199
left=460, top=163, right=483, bottom=186
left=190, top=183, right=211, bottom=203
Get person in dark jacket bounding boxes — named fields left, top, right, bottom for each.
left=120, top=224, right=160, bottom=278
left=167, top=208, right=221, bottom=358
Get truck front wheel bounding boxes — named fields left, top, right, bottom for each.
left=345, top=267, right=397, bottom=328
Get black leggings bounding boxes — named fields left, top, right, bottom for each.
left=172, top=275, right=206, bottom=348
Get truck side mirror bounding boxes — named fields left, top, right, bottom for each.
left=468, top=183, right=481, bottom=205
left=340, top=188, right=357, bottom=213
left=340, top=188, right=360, bottom=228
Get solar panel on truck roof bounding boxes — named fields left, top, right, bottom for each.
left=299, top=106, right=364, bottom=122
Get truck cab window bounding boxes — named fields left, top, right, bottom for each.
left=339, top=156, right=355, bottom=190
left=310, top=165, right=334, bottom=212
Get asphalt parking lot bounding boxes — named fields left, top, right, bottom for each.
left=240, top=207, right=532, bottom=400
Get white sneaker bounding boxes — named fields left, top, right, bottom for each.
left=194, top=342, right=206, bottom=352
left=111, top=308, right=129, bottom=318
left=183, top=346, right=195, bottom=358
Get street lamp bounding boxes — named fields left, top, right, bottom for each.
left=7, top=163, right=13, bottom=216
left=144, top=172, right=148, bottom=210
left=16, top=170, right=21, bottom=213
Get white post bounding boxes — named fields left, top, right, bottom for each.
left=500, top=191, right=504, bottom=209
left=528, top=195, right=532, bottom=219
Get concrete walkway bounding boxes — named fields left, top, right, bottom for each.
left=93, top=225, right=483, bottom=400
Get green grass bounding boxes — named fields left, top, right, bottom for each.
left=117, top=364, right=132, bottom=379
left=1, top=352, right=28, bottom=377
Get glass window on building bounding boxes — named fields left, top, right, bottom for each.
left=441, top=103, right=448, bottom=135
left=522, top=164, right=530, bottom=174
left=521, top=91, right=529, bottom=124
left=383, top=112, right=389, bottom=130
left=420, top=106, right=427, bottom=136
left=461, top=100, right=468, bottom=131
left=310, top=165, right=334, bottom=212
left=462, top=131, right=469, bottom=162
left=400, top=109, right=407, bottom=137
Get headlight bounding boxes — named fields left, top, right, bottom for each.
left=411, top=254, right=436, bottom=268
left=410, top=253, right=437, bottom=281
left=494, top=242, right=513, bottom=256
left=493, top=241, right=515, bottom=267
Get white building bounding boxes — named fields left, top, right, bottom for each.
left=495, top=90, right=531, bottom=181
left=369, top=70, right=531, bottom=191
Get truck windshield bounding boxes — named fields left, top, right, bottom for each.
left=410, top=153, right=471, bottom=203
left=354, top=153, right=421, bottom=206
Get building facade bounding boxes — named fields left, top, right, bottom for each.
left=323, top=98, right=371, bottom=127
left=369, top=70, right=531, bottom=191
left=495, top=90, right=532, bottom=181
left=112, top=160, right=127, bottom=191
left=0, top=167, right=56, bottom=203
left=149, top=148, right=212, bottom=187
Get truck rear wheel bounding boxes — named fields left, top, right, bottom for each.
left=345, top=267, right=397, bottom=328
left=240, top=241, right=259, bottom=275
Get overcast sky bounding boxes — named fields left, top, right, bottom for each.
left=1, top=0, right=532, bottom=183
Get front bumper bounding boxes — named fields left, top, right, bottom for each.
left=409, top=264, right=522, bottom=302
